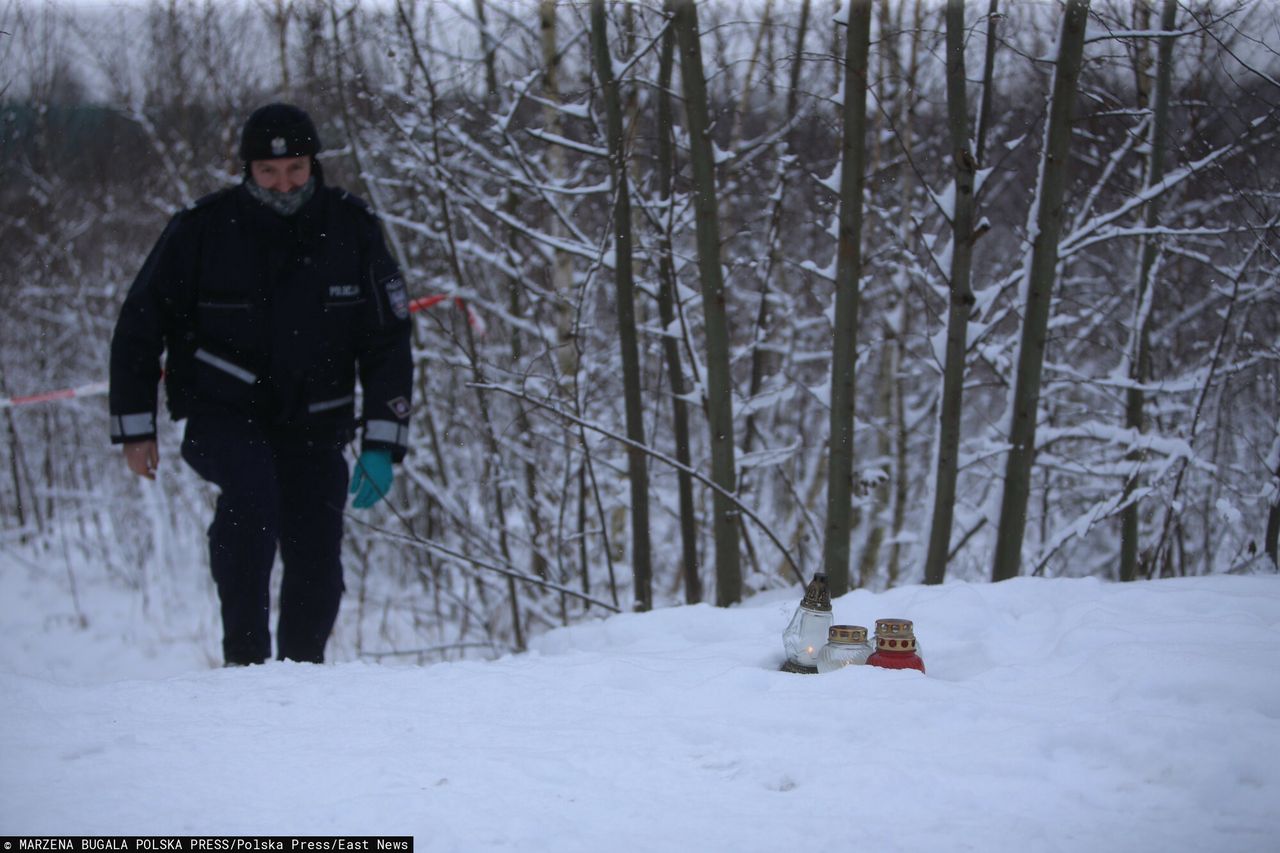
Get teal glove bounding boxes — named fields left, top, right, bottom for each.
left=350, top=449, right=394, bottom=509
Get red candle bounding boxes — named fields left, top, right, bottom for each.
left=867, top=618, right=925, bottom=673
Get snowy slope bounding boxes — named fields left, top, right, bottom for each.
left=2, top=550, right=1279, bottom=852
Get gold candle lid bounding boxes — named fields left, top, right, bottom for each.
left=800, top=573, right=832, bottom=612
left=874, top=618, right=917, bottom=652
left=828, top=625, right=868, bottom=643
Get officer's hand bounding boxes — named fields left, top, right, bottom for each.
left=350, top=449, right=394, bottom=509
left=123, top=440, right=159, bottom=481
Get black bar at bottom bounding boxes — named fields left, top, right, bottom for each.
left=0, top=839, right=413, bottom=853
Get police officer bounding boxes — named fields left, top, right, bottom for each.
left=109, top=104, right=413, bottom=666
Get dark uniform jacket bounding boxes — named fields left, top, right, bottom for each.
left=109, top=178, right=413, bottom=461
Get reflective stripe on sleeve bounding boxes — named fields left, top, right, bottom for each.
left=365, top=419, right=409, bottom=447
left=308, top=394, right=355, bottom=414
left=194, top=348, right=257, bottom=384
left=111, top=412, right=156, bottom=439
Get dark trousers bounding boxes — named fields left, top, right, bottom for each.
left=181, top=416, right=349, bottom=665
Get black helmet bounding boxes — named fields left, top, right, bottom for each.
left=239, top=103, right=322, bottom=162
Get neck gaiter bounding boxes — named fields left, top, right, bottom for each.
left=246, top=176, right=316, bottom=217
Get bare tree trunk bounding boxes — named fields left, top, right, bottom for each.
left=974, top=0, right=1000, bottom=166
left=503, top=191, right=550, bottom=582
left=3, top=404, right=33, bottom=538
left=1267, top=419, right=1280, bottom=570
left=726, top=0, right=773, bottom=148
left=859, top=0, right=918, bottom=590
left=670, top=0, right=742, bottom=607
left=923, top=0, right=980, bottom=586
left=473, top=0, right=498, bottom=103
left=857, top=332, right=890, bottom=587
left=856, top=0, right=895, bottom=589
left=991, top=0, right=1090, bottom=583
left=830, top=0, right=843, bottom=94
left=821, top=0, right=872, bottom=594
left=786, top=0, right=811, bottom=128
left=887, top=0, right=922, bottom=587
left=743, top=161, right=788, bottom=455
left=1130, top=0, right=1154, bottom=110
left=621, top=3, right=642, bottom=162
left=538, top=0, right=579, bottom=383
left=655, top=21, right=702, bottom=605
left=1119, top=0, right=1177, bottom=583
left=592, top=0, right=652, bottom=612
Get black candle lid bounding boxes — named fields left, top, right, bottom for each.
left=801, top=573, right=832, bottom=612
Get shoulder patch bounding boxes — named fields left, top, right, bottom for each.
left=382, top=275, right=409, bottom=320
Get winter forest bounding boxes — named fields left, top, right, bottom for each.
left=2, top=0, right=1278, bottom=661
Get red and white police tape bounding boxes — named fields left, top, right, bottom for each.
left=0, top=294, right=480, bottom=409
left=0, top=381, right=112, bottom=409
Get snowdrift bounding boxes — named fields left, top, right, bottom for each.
left=3, top=557, right=1278, bottom=851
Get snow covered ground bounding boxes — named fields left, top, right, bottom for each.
left=2, top=546, right=1279, bottom=851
